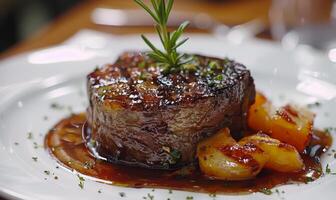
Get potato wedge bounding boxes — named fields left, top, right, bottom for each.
left=248, top=92, right=314, bottom=152
left=197, top=128, right=269, bottom=180
left=240, top=133, right=304, bottom=172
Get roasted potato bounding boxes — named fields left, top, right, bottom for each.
left=197, top=128, right=304, bottom=180
left=197, top=128, right=268, bottom=180
left=240, top=133, right=304, bottom=172
left=248, top=92, right=314, bottom=152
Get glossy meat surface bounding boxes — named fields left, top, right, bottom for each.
left=87, top=52, right=255, bottom=169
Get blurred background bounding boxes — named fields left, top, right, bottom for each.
left=1, top=0, right=336, bottom=58
left=0, top=0, right=80, bottom=52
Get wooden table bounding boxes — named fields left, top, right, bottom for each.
left=0, top=0, right=271, bottom=199
left=0, top=0, right=271, bottom=59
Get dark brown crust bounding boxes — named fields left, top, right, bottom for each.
left=86, top=52, right=256, bottom=169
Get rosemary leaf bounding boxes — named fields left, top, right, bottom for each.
left=134, top=0, right=190, bottom=73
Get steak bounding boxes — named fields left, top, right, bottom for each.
left=86, top=52, right=255, bottom=169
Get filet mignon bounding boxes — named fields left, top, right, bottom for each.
left=87, top=52, right=255, bottom=169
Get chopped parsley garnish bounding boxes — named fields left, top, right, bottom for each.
left=305, top=177, right=314, bottom=183
left=182, top=63, right=197, bottom=72
left=259, top=188, right=272, bottom=195
left=98, top=189, right=102, bottom=193
left=138, top=61, right=146, bottom=68
left=139, top=71, right=152, bottom=81
left=186, top=196, right=193, bottom=200
left=33, top=142, right=41, bottom=149
left=307, top=102, right=321, bottom=108
left=50, top=103, right=64, bottom=110
left=77, top=174, right=85, bottom=189
left=32, top=157, right=38, bottom=162
left=147, top=193, right=154, bottom=200
left=209, top=193, right=216, bottom=197
left=323, top=127, right=336, bottom=134
left=44, top=170, right=50, bottom=175
left=326, top=164, right=336, bottom=175
left=209, top=61, right=221, bottom=70
left=326, top=164, right=331, bottom=174
left=214, top=74, right=223, bottom=81
left=169, top=149, right=181, bottom=164
left=27, top=132, right=33, bottom=139
left=119, top=192, right=126, bottom=197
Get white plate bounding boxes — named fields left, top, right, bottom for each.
left=1, top=31, right=336, bottom=200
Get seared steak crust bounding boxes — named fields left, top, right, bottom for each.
left=87, top=52, right=255, bottom=169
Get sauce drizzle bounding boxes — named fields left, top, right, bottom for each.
left=45, top=113, right=332, bottom=194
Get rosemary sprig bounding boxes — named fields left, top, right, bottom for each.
left=134, top=0, right=191, bottom=72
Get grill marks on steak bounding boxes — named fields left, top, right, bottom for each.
left=87, top=52, right=255, bottom=169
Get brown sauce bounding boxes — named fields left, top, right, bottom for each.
left=45, top=113, right=332, bottom=194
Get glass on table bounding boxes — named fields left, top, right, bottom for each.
left=269, top=0, right=336, bottom=51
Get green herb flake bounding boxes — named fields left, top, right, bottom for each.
left=168, top=189, right=173, bottom=194
left=326, top=164, right=331, bottom=174
left=14, top=142, right=19, bottom=146
left=186, top=196, right=193, bottom=200
left=139, top=71, right=151, bottom=81
left=169, top=149, right=181, bottom=164
left=98, top=189, right=102, bottom=193
left=32, top=157, right=38, bottom=162
left=77, top=174, right=85, bottom=189
left=147, top=193, right=154, bottom=200
left=305, top=176, right=314, bottom=183
left=44, top=170, right=50, bottom=175
left=54, top=176, right=58, bottom=180
left=326, top=164, right=336, bottom=175
left=323, top=127, right=336, bottom=134
left=50, top=103, right=64, bottom=110
left=182, top=63, right=197, bottom=72
left=27, top=132, right=33, bottom=139
left=307, top=102, right=321, bottom=108
left=209, top=61, right=221, bottom=70
left=209, top=193, right=216, bottom=197
left=259, top=188, right=272, bottom=195
left=119, top=192, right=126, bottom=197
left=138, top=61, right=146, bottom=68
left=214, top=74, right=223, bottom=81
left=33, top=142, right=41, bottom=149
